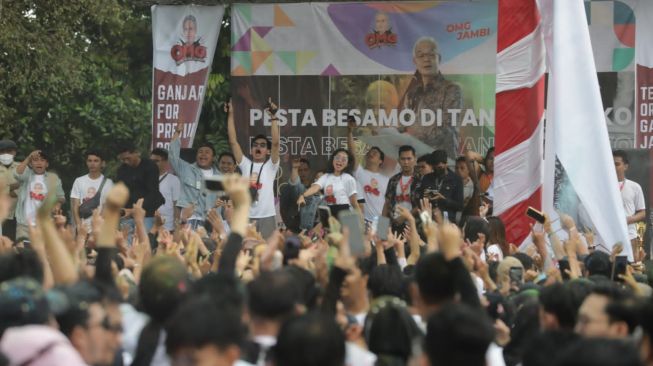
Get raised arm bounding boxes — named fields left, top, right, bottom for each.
left=297, top=183, right=322, bottom=207
left=346, top=118, right=359, bottom=171
left=169, top=126, right=190, bottom=177
left=226, top=99, right=244, bottom=164
left=267, top=98, right=280, bottom=165
left=15, top=150, right=40, bottom=177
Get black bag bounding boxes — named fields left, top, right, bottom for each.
left=78, top=177, right=107, bottom=219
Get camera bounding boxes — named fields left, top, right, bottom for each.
left=204, top=176, right=225, bottom=192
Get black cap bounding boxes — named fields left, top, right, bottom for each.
left=0, top=140, right=17, bottom=151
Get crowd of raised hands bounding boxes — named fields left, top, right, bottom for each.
left=0, top=172, right=652, bottom=366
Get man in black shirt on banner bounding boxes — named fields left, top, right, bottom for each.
left=418, top=149, right=463, bottom=223
left=116, top=142, right=164, bottom=236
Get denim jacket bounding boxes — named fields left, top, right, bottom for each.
left=289, top=177, right=322, bottom=231
left=168, top=138, right=220, bottom=221
left=14, top=169, right=65, bottom=226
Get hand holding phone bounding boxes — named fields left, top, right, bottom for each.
left=526, top=206, right=545, bottom=224
left=339, top=211, right=365, bottom=257
left=376, top=216, right=390, bottom=241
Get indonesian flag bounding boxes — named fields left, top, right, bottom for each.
left=541, top=0, right=631, bottom=260
left=495, top=0, right=630, bottom=260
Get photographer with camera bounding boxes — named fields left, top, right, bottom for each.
left=418, top=149, right=463, bottom=223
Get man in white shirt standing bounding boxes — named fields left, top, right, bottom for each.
left=613, top=150, right=646, bottom=250
left=70, top=150, right=113, bottom=233
left=347, top=119, right=389, bottom=225
left=227, top=98, right=280, bottom=239
left=150, top=148, right=181, bottom=231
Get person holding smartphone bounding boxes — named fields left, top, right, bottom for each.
left=297, top=148, right=361, bottom=218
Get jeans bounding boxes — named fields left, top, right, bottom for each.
left=120, top=217, right=155, bottom=246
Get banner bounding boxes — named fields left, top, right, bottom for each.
left=585, top=0, right=637, bottom=149
left=151, top=5, right=224, bottom=149
left=635, top=0, right=653, bottom=149
left=231, top=2, right=497, bottom=173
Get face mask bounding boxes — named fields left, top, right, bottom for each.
left=0, top=154, right=13, bottom=166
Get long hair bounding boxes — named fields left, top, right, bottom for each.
left=486, top=216, right=509, bottom=256
left=325, top=148, right=355, bottom=175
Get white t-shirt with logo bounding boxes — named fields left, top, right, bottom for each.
left=24, top=174, right=47, bottom=225
left=158, top=173, right=181, bottom=230
left=315, top=173, right=357, bottom=205
left=239, top=157, right=279, bottom=218
left=70, top=174, right=114, bottom=228
left=395, top=175, right=413, bottom=212
left=354, top=166, right=389, bottom=221
left=621, top=179, right=645, bottom=240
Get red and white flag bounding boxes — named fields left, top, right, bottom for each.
left=495, top=0, right=630, bottom=258
left=151, top=5, right=225, bottom=149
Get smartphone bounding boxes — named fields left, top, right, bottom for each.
left=526, top=206, right=545, bottom=224
left=265, top=100, right=278, bottom=115
left=204, top=176, right=224, bottom=192
left=613, top=255, right=628, bottom=281
left=377, top=216, right=390, bottom=241
left=509, top=266, right=523, bottom=286
left=318, top=205, right=331, bottom=228
left=558, top=259, right=571, bottom=280
left=338, top=210, right=366, bottom=257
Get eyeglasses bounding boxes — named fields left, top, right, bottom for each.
left=334, top=156, right=348, bottom=162
left=89, top=316, right=123, bottom=333
left=252, top=143, right=268, bottom=148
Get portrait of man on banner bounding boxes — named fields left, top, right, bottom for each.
left=399, top=36, right=462, bottom=158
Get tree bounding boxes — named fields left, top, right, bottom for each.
left=0, top=1, right=232, bottom=201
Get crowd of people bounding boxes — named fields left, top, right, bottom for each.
left=0, top=99, right=651, bottom=366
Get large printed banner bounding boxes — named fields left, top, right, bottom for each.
left=151, top=5, right=224, bottom=149
left=635, top=0, right=653, bottom=149
left=584, top=0, right=637, bottom=149
left=231, top=2, right=497, bottom=172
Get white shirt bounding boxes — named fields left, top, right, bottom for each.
left=239, top=157, right=279, bottom=218
left=621, top=179, right=645, bottom=240
left=158, top=173, right=181, bottom=230
left=463, top=178, right=474, bottom=202
left=345, top=342, right=376, bottom=366
left=24, top=174, right=47, bottom=225
left=354, top=166, right=389, bottom=221
left=315, top=173, right=357, bottom=205
left=395, top=175, right=413, bottom=212
left=70, top=174, right=114, bottom=228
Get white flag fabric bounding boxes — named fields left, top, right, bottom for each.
left=541, top=0, right=631, bottom=260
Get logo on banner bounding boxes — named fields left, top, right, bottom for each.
left=365, top=11, right=397, bottom=49
left=170, top=14, right=207, bottom=65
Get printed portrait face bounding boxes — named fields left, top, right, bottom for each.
left=183, top=16, right=198, bottom=43
left=374, top=12, right=390, bottom=33
left=413, top=39, right=440, bottom=76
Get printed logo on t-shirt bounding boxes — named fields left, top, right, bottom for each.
left=249, top=172, right=263, bottom=190
left=29, top=182, right=45, bottom=201
left=325, top=184, right=336, bottom=204
left=83, top=187, right=97, bottom=203
left=364, top=178, right=380, bottom=196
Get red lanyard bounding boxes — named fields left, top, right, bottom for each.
left=399, top=176, right=413, bottom=195
left=619, top=181, right=625, bottom=192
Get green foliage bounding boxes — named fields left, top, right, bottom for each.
left=0, top=1, right=232, bottom=202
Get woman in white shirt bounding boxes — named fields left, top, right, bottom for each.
left=297, top=148, right=361, bottom=218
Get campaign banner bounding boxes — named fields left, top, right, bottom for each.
left=635, top=0, right=653, bottom=149
left=584, top=0, right=637, bottom=149
left=231, top=2, right=497, bottom=172
left=151, top=5, right=224, bottom=149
